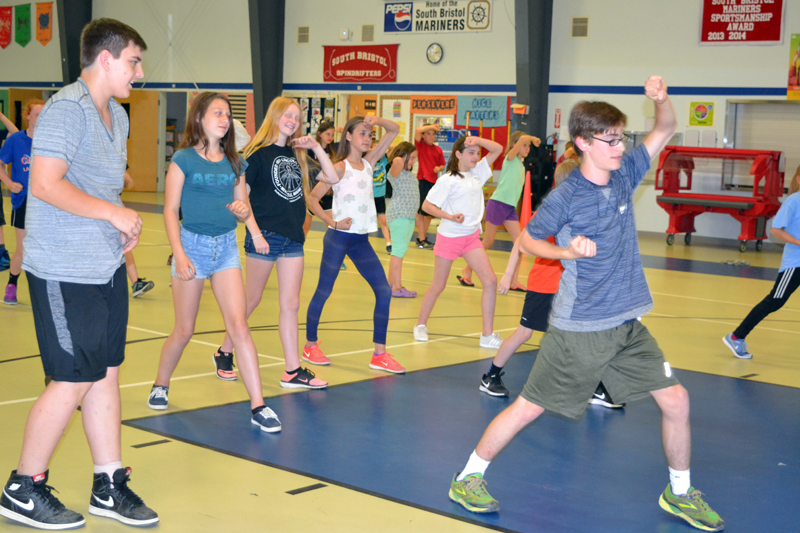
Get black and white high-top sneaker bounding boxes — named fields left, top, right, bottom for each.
left=0, top=470, right=85, bottom=529
left=88, top=467, right=158, bottom=526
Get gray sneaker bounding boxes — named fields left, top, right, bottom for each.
left=147, top=385, right=169, bottom=410
left=251, top=407, right=281, bottom=433
left=131, top=278, right=155, bottom=298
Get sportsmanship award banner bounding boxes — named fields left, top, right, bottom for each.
left=36, top=2, right=52, bottom=46
left=0, top=7, right=12, bottom=49
left=455, top=96, right=506, bottom=128
left=323, top=44, right=399, bottom=83
left=15, top=4, right=31, bottom=47
left=700, top=0, right=784, bottom=44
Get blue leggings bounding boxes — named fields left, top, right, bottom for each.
left=306, top=229, right=392, bottom=345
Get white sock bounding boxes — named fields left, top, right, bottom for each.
left=669, top=467, right=691, bottom=496
left=94, top=461, right=123, bottom=482
left=457, top=451, right=491, bottom=481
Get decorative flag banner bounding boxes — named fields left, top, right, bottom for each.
left=410, top=95, right=457, bottom=115
left=384, top=0, right=492, bottom=34
left=455, top=96, right=507, bottom=127
left=700, top=0, right=784, bottom=45
left=36, top=2, right=52, bottom=46
left=15, top=3, right=31, bottom=47
left=788, top=33, right=800, bottom=100
left=0, top=7, right=12, bottom=49
left=323, top=44, right=399, bottom=83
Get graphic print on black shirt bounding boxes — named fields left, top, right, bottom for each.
left=272, top=155, right=303, bottom=202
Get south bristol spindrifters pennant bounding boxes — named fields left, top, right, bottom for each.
left=0, top=7, right=12, bottom=49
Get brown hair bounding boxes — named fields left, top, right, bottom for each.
left=315, top=121, right=337, bottom=160
left=387, top=142, right=416, bottom=170
left=790, top=164, right=800, bottom=195
left=505, top=130, right=525, bottom=158
left=444, top=136, right=470, bottom=177
left=245, top=97, right=311, bottom=201
left=80, top=18, right=147, bottom=69
left=179, top=92, right=243, bottom=177
left=554, top=159, right=580, bottom=187
left=23, top=99, right=46, bottom=119
left=335, top=116, right=366, bottom=162
left=568, top=101, right=627, bottom=156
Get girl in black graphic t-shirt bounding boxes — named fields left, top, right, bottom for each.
left=217, top=97, right=338, bottom=391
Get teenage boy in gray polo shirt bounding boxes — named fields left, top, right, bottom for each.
left=0, top=19, right=158, bottom=530
left=448, top=77, right=724, bottom=532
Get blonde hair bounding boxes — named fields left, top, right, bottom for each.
left=554, top=159, right=580, bottom=187
left=244, top=97, right=311, bottom=202
left=505, top=131, right=525, bottom=158
left=790, top=164, right=800, bottom=195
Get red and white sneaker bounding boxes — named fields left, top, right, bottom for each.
left=280, top=367, right=328, bottom=389
left=369, top=353, right=405, bottom=374
left=213, top=348, right=238, bottom=381
left=302, top=344, right=331, bottom=366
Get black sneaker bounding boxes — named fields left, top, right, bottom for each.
left=588, top=382, right=625, bottom=409
left=131, top=278, right=155, bottom=298
left=0, top=470, right=85, bottom=529
left=416, top=238, right=425, bottom=249
left=479, top=372, right=509, bottom=397
left=88, top=467, right=158, bottom=526
left=213, top=347, right=238, bottom=381
left=422, top=239, right=434, bottom=249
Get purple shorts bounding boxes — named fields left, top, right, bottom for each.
left=485, top=199, right=519, bottom=226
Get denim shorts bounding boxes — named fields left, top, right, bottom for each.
left=171, top=226, right=241, bottom=279
left=244, top=229, right=304, bottom=261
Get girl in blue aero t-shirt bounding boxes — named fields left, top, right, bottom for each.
left=148, top=92, right=281, bottom=433
left=724, top=168, right=800, bottom=359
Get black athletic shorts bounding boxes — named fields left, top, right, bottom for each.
left=10, top=198, right=25, bottom=229
left=0, top=196, right=5, bottom=226
left=374, top=196, right=386, bottom=215
left=520, top=291, right=555, bottom=333
left=418, top=180, right=436, bottom=217
left=27, top=265, right=128, bottom=382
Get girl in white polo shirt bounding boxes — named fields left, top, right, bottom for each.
left=413, top=135, right=504, bottom=348
left=304, top=115, right=405, bottom=374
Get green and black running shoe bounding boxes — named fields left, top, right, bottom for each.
left=659, top=484, right=724, bottom=531
left=449, top=472, right=500, bottom=513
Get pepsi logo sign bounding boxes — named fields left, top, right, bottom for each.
left=385, top=3, right=413, bottom=32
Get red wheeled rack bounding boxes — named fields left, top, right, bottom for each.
left=654, top=146, right=785, bottom=252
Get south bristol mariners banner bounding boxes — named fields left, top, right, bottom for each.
left=323, top=45, right=399, bottom=83
left=700, top=0, right=785, bottom=44
left=384, top=1, right=492, bottom=33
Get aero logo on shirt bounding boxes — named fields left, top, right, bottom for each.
left=272, top=156, right=302, bottom=202
left=191, top=173, right=236, bottom=186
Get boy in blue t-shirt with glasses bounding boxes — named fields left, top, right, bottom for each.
left=447, top=77, right=724, bottom=532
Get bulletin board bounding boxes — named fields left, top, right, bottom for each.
left=379, top=95, right=411, bottom=146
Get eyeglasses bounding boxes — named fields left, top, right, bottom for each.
left=591, top=134, right=629, bottom=147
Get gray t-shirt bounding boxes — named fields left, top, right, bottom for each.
left=23, top=78, right=128, bottom=284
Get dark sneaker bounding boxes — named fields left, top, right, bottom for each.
left=448, top=472, right=500, bottom=513
left=280, top=367, right=328, bottom=390
left=0, top=470, right=85, bottom=529
left=422, top=239, right=434, bottom=249
left=416, top=238, right=425, bottom=249
left=479, top=372, right=509, bottom=397
left=147, top=385, right=169, bottom=410
left=213, top=348, right=238, bottom=381
left=251, top=407, right=282, bottom=433
left=0, top=250, right=9, bottom=272
left=88, top=467, right=158, bottom=526
left=386, top=244, right=392, bottom=254
left=588, top=382, right=625, bottom=409
left=131, top=278, right=155, bottom=298
left=659, top=484, right=724, bottom=531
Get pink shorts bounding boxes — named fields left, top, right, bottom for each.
left=433, top=230, right=483, bottom=260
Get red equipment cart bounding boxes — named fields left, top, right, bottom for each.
left=654, top=147, right=785, bottom=252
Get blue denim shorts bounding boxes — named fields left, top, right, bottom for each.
left=244, top=229, right=304, bottom=261
left=171, top=226, right=241, bottom=279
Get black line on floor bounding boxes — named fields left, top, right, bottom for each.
left=0, top=354, right=40, bottom=364
left=131, top=439, right=171, bottom=449
left=740, top=373, right=759, bottom=379
left=286, top=483, right=327, bottom=495
left=120, top=422, right=518, bottom=533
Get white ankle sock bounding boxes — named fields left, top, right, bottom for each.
left=457, top=451, right=490, bottom=481
left=669, top=467, right=691, bottom=495
left=94, top=461, right=123, bottom=481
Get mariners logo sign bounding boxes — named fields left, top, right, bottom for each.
left=384, top=1, right=492, bottom=34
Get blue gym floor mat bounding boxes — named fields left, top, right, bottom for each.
left=126, top=352, right=799, bottom=532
